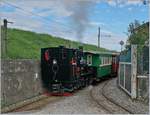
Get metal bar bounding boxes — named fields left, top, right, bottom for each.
left=119, top=84, right=131, bottom=96
left=137, top=75, right=148, bottom=78
left=119, top=62, right=131, bottom=64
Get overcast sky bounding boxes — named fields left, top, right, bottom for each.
left=0, top=0, right=149, bottom=51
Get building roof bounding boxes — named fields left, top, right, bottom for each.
left=84, top=50, right=120, bottom=55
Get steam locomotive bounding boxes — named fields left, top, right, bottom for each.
left=41, top=46, right=119, bottom=94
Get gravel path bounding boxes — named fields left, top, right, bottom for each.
left=10, top=78, right=149, bottom=114
left=104, top=78, right=149, bottom=114
left=34, top=86, right=106, bottom=114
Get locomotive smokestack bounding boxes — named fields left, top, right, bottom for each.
left=79, top=46, right=83, bottom=51
left=59, top=45, right=65, bottom=48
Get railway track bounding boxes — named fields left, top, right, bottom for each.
left=90, top=78, right=133, bottom=114
left=9, top=96, right=62, bottom=113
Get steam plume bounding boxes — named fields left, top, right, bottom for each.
left=63, top=0, right=95, bottom=44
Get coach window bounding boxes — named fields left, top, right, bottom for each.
left=106, top=57, right=109, bottom=64
left=104, top=57, right=107, bottom=64
left=104, top=57, right=106, bottom=64
left=101, top=57, right=103, bottom=65
left=104, top=57, right=106, bottom=65
left=103, top=57, right=105, bottom=65
left=109, top=57, right=111, bottom=64
left=87, top=55, right=92, bottom=65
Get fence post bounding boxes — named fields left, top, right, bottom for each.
left=131, top=45, right=137, bottom=99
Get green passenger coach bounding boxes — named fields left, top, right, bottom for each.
left=84, top=51, right=113, bottom=81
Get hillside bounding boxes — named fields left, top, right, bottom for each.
left=2, top=28, right=110, bottom=59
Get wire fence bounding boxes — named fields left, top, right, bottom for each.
left=137, top=45, right=149, bottom=103
left=137, top=45, right=149, bottom=75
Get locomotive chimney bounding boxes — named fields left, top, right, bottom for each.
left=79, top=46, right=83, bottom=51
left=59, top=45, right=65, bottom=48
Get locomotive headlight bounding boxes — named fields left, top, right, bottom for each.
left=53, top=59, right=57, bottom=65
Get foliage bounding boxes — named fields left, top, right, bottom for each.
left=2, top=28, right=110, bottom=59
left=126, top=20, right=149, bottom=51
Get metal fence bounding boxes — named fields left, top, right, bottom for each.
left=118, top=45, right=149, bottom=100
left=118, top=62, right=132, bottom=95
left=118, top=45, right=132, bottom=96
left=137, top=46, right=149, bottom=75
left=137, top=45, right=149, bottom=102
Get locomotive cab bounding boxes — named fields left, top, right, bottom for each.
left=41, top=46, right=84, bottom=93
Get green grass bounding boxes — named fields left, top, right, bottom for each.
left=2, top=28, right=111, bottom=59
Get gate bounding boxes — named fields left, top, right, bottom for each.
left=118, top=46, right=132, bottom=96
left=118, top=45, right=137, bottom=98
left=118, top=62, right=132, bottom=95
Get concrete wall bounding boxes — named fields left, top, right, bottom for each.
left=1, top=60, right=44, bottom=107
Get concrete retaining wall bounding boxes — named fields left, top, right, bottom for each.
left=1, top=60, right=44, bottom=108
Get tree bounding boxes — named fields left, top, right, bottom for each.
left=126, top=20, right=149, bottom=49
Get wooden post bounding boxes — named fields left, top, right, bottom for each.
left=1, top=26, right=4, bottom=57
left=131, top=45, right=137, bottom=99
left=4, top=19, right=7, bottom=56
left=1, top=24, right=6, bottom=57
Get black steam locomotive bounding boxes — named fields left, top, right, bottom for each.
left=41, top=46, right=119, bottom=94
left=41, top=46, right=94, bottom=93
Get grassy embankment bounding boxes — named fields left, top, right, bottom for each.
left=3, top=28, right=110, bottom=59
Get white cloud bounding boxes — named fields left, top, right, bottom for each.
left=103, top=0, right=143, bottom=7
left=1, top=8, right=45, bottom=33
left=2, top=0, right=73, bottom=17
left=89, top=22, right=105, bottom=26
left=128, top=7, right=133, bottom=11
left=127, top=0, right=143, bottom=5
left=107, top=0, right=117, bottom=6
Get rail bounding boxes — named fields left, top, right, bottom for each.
left=90, top=78, right=133, bottom=114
